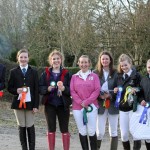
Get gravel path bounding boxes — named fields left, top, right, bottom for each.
left=0, top=101, right=146, bottom=150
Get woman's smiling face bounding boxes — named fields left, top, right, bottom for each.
left=18, top=52, right=29, bottom=67
left=50, top=54, right=62, bottom=69
left=100, top=54, right=111, bottom=68
left=147, top=62, right=150, bottom=75
left=120, top=60, right=132, bottom=73
left=78, top=57, right=90, bottom=72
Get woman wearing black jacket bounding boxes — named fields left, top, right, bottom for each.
left=138, top=59, right=150, bottom=149
left=39, top=50, right=71, bottom=150
left=114, top=54, right=141, bottom=150
left=8, top=49, right=39, bottom=150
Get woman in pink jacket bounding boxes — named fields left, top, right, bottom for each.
left=70, top=55, right=100, bottom=150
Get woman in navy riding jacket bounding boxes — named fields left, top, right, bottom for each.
left=8, top=49, right=39, bottom=150
left=114, top=54, right=141, bottom=150
left=39, top=50, right=72, bottom=150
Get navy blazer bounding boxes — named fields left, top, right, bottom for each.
left=117, top=69, right=141, bottom=112
left=8, top=66, right=39, bottom=110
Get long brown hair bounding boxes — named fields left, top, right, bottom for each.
left=95, top=51, right=115, bottom=77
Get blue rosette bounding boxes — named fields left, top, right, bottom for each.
left=50, top=81, right=56, bottom=87
left=114, top=87, right=123, bottom=108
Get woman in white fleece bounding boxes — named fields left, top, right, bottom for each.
left=70, top=55, right=100, bottom=150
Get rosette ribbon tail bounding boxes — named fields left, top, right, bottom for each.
left=19, top=92, right=27, bottom=109
left=57, top=89, right=62, bottom=97
left=82, top=105, right=93, bottom=125
left=83, top=108, right=88, bottom=125
left=114, top=87, right=123, bottom=108
left=104, top=98, right=110, bottom=108
left=139, top=105, right=149, bottom=124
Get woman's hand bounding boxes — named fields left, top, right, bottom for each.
left=141, top=100, right=146, bottom=106
left=131, top=88, right=136, bottom=94
left=57, top=81, right=65, bottom=91
left=103, top=92, right=111, bottom=99
left=33, top=108, right=38, bottom=113
left=114, top=87, right=118, bottom=93
left=99, top=94, right=105, bottom=99
left=48, top=86, right=55, bottom=92
left=17, top=88, right=23, bottom=94
left=81, top=102, right=88, bottom=108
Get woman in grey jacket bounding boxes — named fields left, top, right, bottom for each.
left=95, top=51, right=119, bottom=150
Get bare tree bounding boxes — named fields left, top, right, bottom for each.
left=0, top=0, right=26, bottom=51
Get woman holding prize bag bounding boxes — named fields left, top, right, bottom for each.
left=39, top=50, right=72, bottom=150
left=70, top=55, right=100, bottom=150
left=7, top=49, right=39, bottom=150
left=114, top=54, right=141, bottom=150
left=130, top=59, right=150, bottom=149
left=94, top=51, right=119, bottom=150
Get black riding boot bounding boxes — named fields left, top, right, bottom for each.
left=27, top=125, right=35, bottom=150
left=110, top=136, right=118, bottom=150
left=19, top=126, right=28, bottom=150
left=97, top=140, right=101, bottom=150
left=145, top=141, right=150, bottom=150
left=133, top=140, right=141, bottom=150
left=79, top=134, right=89, bottom=150
left=89, top=133, right=97, bottom=150
left=122, top=141, right=130, bottom=150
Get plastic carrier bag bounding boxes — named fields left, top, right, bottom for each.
left=130, top=105, right=150, bottom=140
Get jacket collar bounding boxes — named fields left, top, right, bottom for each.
left=146, top=73, right=150, bottom=79
left=75, top=70, right=92, bottom=80
left=17, top=65, right=32, bottom=77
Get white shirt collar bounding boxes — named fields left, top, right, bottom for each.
left=103, top=69, right=109, bottom=81
left=124, top=69, right=132, bottom=77
left=76, top=70, right=91, bottom=80
left=20, top=64, right=28, bottom=71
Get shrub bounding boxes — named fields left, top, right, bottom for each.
left=65, top=67, right=80, bottom=74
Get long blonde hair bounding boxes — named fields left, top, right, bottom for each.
left=118, top=54, right=132, bottom=73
